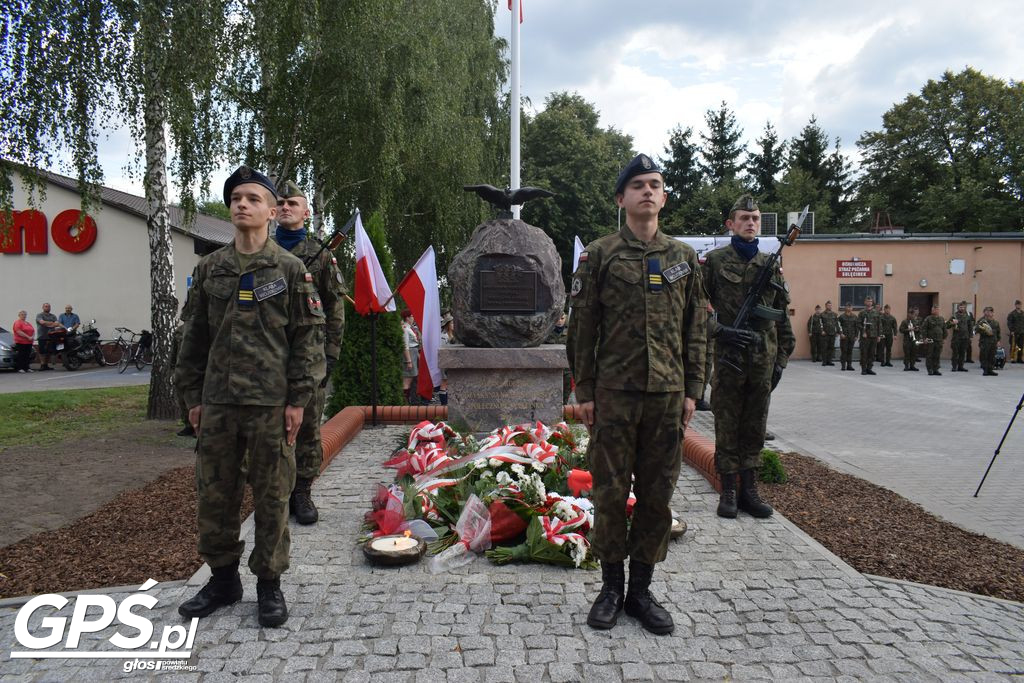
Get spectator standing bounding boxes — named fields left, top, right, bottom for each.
left=401, top=309, right=420, bottom=401
left=59, top=305, right=81, bottom=333
left=35, top=303, right=60, bottom=370
left=12, top=310, right=35, bottom=372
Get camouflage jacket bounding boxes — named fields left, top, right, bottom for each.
left=176, top=238, right=326, bottom=409
left=567, top=225, right=707, bottom=402
left=920, top=314, right=949, bottom=343
left=878, top=313, right=898, bottom=337
left=820, top=310, right=839, bottom=335
left=1008, top=309, right=1024, bottom=334
left=899, top=316, right=921, bottom=341
left=807, top=313, right=822, bottom=335
left=857, top=308, right=881, bottom=338
left=976, top=318, right=1002, bottom=342
left=951, top=311, right=973, bottom=339
left=700, top=244, right=795, bottom=368
left=838, top=312, right=858, bottom=338
left=274, top=234, right=347, bottom=360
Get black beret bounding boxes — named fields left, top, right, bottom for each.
left=223, top=165, right=278, bottom=207
left=615, top=154, right=663, bottom=195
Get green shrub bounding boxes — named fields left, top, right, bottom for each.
left=759, top=448, right=787, bottom=484
left=326, top=211, right=405, bottom=416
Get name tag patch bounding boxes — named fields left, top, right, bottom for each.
left=663, top=261, right=691, bottom=283
left=254, top=277, right=287, bottom=301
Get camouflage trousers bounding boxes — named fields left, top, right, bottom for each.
left=196, top=404, right=296, bottom=579
left=859, top=337, right=877, bottom=371
left=840, top=337, right=855, bottom=366
left=712, top=347, right=772, bottom=474
left=296, top=384, right=326, bottom=481
left=980, top=338, right=998, bottom=371
left=951, top=337, right=969, bottom=368
left=809, top=335, right=820, bottom=362
left=820, top=335, right=835, bottom=364
left=177, top=387, right=189, bottom=425
left=588, top=387, right=683, bottom=566
left=902, top=337, right=918, bottom=367
left=875, top=335, right=893, bottom=364
left=1010, top=333, right=1024, bottom=362
left=924, top=342, right=942, bottom=373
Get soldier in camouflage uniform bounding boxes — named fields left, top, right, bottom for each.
left=876, top=304, right=897, bottom=367
left=856, top=296, right=881, bottom=375
left=838, top=303, right=858, bottom=371
left=274, top=181, right=347, bottom=525
left=950, top=301, right=973, bottom=372
left=977, top=306, right=1002, bottom=375
left=819, top=300, right=838, bottom=366
left=899, top=307, right=922, bottom=371
left=920, top=304, right=949, bottom=375
left=702, top=194, right=795, bottom=521
left=568, top=154, right=706, bottom=635
left=807, top=305, right=822, bottom=362
left=169, top=321, right=194, bottom=437
left=1008, top=300, right=1024, bottom=363
left=176, top=166, right=325, bottom=628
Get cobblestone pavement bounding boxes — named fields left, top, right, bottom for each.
left=2, top=425, right=1023, bottom=681
left=745, top=360, right=1024, bottom=549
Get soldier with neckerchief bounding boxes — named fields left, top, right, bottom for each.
left=701, top=194, right=795, bottom=520
left=176, top=166, right=325, bottom=628
left=568, top=153, right=706, bottom=636
left=273, top=180, right=347, bottom=525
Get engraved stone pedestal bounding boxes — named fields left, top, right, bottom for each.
left=439, top=344, right=568, bottom=433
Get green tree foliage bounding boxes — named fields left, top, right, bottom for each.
left=326, top=211, right=404, bottom=415
left=520, top=92, right=634, bottom=284
left=782, top=116, right=851, bottom=230
left=222, top=0, right=507, bottom=280
left=746, top=122, right=787, bottom=204
left=699, top=101, right=745, bottom=185
left=660, top=125, right=702, bottom=218
left=857, top=68, right=1024, bottom=231
left=770, top=167, right=831, bottom=229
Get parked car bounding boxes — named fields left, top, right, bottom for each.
left=0, top=326, right=38, bottom=370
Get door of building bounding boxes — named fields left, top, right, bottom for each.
left=906, top=292, right=935, bottom=316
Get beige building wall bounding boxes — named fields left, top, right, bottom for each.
left=3, top=182, right=204, bottom=337
left=783, top=238, right=1024, bottom=359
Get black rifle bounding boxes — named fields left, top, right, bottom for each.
left=720, top=206, right=809, bottom=374
left=303, top=209, right=360, bottom=268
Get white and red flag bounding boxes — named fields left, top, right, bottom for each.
left=396, top=245, right=442, bottom=400
left=353, top=212, right=396, bottom=315
left=507, top=0, right=523, bottom=23
left=572, top=235, right=585, bottom=273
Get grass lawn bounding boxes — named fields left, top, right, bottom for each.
left=0, top=386, right=149, bottom=450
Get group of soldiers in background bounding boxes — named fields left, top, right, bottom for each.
left=807, top=298, right=1023, bottom=377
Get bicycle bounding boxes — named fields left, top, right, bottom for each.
left=100, top=327, right=134, bottom=366
left=117, top=329, right=153, bottom=373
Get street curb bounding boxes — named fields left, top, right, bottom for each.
left=0, top=580, right=187, bottom=609
left=865, top=573, right=1024, bottom=608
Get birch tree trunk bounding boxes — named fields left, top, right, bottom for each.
left=142, top=71, right=178, bottom=419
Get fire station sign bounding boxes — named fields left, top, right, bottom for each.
left=836, top=260, right=871, bottom=278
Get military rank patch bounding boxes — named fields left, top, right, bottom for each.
left=571, top=278, right=583, bottom=297
left=254, top=277, right=287, bottom=301
left=238, top=273, right=255, bottom=309
left=304, top=272, right=313, bottom=282
left=578, top=252, right=588, bottom=263
left=307, top=293, right=325, bottom=317
left=647, top=258, right=663, bottom=293
left=663, top=261, right=691, bottom=283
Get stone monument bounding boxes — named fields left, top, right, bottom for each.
left=440, top=185, right=568, bottom=432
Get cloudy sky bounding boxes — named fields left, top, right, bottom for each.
left=500, top=0, right=1023, bottom=160
left=91, top=0, right=1022, bottom=197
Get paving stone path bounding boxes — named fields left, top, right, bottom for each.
left=2, top=424, right=1023, bottom=681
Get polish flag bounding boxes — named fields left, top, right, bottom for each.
left=353, top=213, right=395, bottom=315
left=396, top=246, right=442, bottom=400
left=507, top=0, right=523, bottom=23
left=572, top=235, right=585, bottom=273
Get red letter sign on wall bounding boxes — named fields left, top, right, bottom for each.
left=51, top=210, right=98, bottom=253
left=0, top=210, right=48, bottom=254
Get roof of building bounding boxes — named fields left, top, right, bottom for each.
left=12, top=166, right=233, bottom=245
left=797, top=231, right=1024, bottom=242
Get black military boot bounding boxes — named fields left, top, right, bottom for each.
left=738, top=469, right=774, bottom=518
left=586, top=560, right=624, bottom=629
left=624, top=560, right=674, bottom=635
left=717, top=473, right=738, bottom=518
left=290, top=477, right=319, bottom=525
left=256, top=578, right=288, bottom=627
left=178, top=560, right=243, bottom=618
left=176, top=422, right=196, bottom=437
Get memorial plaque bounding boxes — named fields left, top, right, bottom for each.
left=478, top=270, right=537, bottom=312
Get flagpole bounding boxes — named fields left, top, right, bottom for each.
left=510, top=0, right=521, bottom=219
left=370, top=312, right=378, bottom=427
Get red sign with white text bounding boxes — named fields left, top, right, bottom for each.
left=836, top=260, right=871, bottom=278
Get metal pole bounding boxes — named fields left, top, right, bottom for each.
left=973, top=390, right=1024, bottom=496
left=510, top=0, right=521, bottom=219
left=370, top=312, right=378, bottom=427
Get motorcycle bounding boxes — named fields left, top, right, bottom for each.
left=58, top=320, right=104, bottom=370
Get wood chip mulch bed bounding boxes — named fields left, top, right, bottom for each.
left=1, top=450, right=1022, bottom=605
left=762, top=452, right=1024, bottom=604
left=0, top=467, right=253, bottom=599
